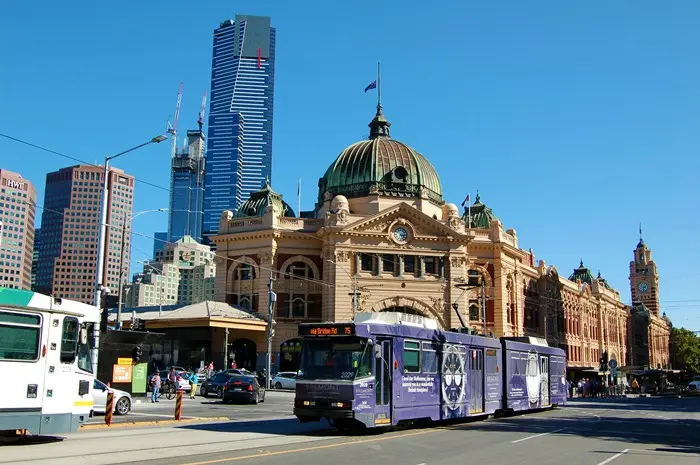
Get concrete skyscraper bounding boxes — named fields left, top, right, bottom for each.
left=0, top=169, right=37, bottom=290
left=36, top=164, right=134, bottom=303
left=202, top=15, right=276, bottom=244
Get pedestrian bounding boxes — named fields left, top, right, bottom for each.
left=631, top=377, right=640, bottom=394
left=151, top=372, right=161, bottom=403
left=189, top=371, right=198, bottom=399
left=168, top=367, right=178, bottom=391
left=231, top=360, right=237, bottom=370
left=207, top=361, right=214, bottom=379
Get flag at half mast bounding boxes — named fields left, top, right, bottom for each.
left=364, top=80, right=377, bottom=92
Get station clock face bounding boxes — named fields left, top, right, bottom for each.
left=392, top=227, right=408, bottom=242
left=638, top=282, right=649, bottom=292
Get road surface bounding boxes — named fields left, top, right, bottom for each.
left=84, top=390, right=295, bottom=425
left=2, top=396, right=698, bottom=465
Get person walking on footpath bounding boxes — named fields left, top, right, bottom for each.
left=151, top=372, right=161, bottom=403
left=188, top=371, right=198, bottom=399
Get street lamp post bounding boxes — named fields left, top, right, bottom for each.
left=94, top=135, right=168, bottom=309
left=116, top=208, right=168, bottom=329
left=325, top=259, right=357, bottom=321
left=138, top=260, right=166, bottom=318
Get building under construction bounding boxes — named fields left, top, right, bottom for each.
left=167, top=85, right=207, bottom=244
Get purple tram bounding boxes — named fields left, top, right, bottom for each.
left=294, top=312, right=567, bottom=430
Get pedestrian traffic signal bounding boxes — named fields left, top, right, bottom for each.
left=132, top=345, right=143, bottom=363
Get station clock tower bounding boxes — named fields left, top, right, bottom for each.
left=629, top=233, right=660, bottom=315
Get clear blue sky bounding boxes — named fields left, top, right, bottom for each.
left=1, top=1, right=698, bottom=329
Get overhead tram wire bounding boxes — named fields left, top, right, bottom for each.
left=5, top=133, right=689, bottom=306
left=23, top=200, right=338, bottom=291
left=0, top=132, right=170, bottom=194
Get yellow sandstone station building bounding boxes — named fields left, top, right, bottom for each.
left=212, top=104, right=670, bottom=374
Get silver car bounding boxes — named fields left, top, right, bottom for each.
left=92, top=379, right=132, bottom=415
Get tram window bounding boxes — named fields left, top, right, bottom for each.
left=422, top=342, right=438, bottom=373
left=0, top=311, right=41, bottom=361
left=403, top=340, right=420, bottom=373
left=60, top=317, right=79, bottom=364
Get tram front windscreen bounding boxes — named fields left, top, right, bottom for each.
left=298, top=337, right=373, bottom=381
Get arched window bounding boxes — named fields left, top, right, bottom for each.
left=234, top=264, right=255, bottom=281
left=468, top=269, right=483, bottom=287
left=469, top=303, right=480, bottom=321
left=285, top=261, right=314, bottom=280
left=239, top=295, right=252, bottom=311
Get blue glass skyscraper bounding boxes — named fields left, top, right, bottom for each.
left=168, top=128, right=206, bottom=244
left=203, top=15, right=276, bottom=243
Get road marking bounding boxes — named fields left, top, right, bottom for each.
left=510, top=428, right=564, bottom=444
left=596, top=449, right=629, bottom=465
left=180, top=429, right=436, bottom=465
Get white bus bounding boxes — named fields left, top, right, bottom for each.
left=0, top=287, right=100, bottom=435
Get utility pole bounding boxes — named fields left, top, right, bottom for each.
left=116, top=212, right=127, bottom=330
left=224, top=328, right=229, bottom=369
left=481, top=281, right=487, bottom=336
left=266, top=274, right=276, bottom=390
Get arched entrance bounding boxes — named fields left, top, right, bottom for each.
left=280, top=339, right=303, bottom=372
left=228, top=338, right=257, bottom=371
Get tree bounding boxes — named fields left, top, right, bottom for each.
left=669, top=327, right=700, bottom=374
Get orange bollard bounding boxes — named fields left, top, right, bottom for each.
left=175, top=390, right=183, bottom=421
left=105, top=391, right=114, bottom=426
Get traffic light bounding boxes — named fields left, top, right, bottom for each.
left=132, top=345, right=143, bottom=363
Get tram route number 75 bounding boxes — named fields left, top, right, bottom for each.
left=300, top=325, right=354, bottom=336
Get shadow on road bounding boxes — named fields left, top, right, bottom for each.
left=177, top=417, right=336, bottom=436
left=0, top=434, right=65, bottom=446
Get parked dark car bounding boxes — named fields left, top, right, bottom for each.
left=200, top=372, right=233, bottom=398
left=222, top=375, right=265, bottom=404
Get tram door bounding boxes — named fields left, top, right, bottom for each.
left=540, top=356, right=550, bottom=406
left=469, top=349, right=484, bottom=414
left=374, top=339, right=392, bottom=425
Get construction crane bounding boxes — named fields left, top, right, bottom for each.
left=166, top=82, right=183, bottom=158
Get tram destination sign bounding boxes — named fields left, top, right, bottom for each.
left=299, top=324, right=354, bottom=337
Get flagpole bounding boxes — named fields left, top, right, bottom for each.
left=377, top=61, right=381, bottom=107
left=297, top=177, right=301, bottom=219
left=468, top=192, right=471, bottom=228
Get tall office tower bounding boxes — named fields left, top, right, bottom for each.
left=203, top=15, right=276, bottom=243
left=0, top=169, right=37, bottom=290
left=31, top=228, right=41, bottom=290
left=153, top=231, right=168, bottom=257
left=168, top=127, right=205, bottom=244
left=36, top=165, right=134, bottom=303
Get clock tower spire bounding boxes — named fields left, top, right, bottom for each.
left=629, top=231, right=660, bottom=315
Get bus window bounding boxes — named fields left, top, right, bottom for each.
left=0, top=311, right=41, bottom=361
left=60, top=317, right=79, bottom=364
left=403, top=341, right=420, bottom=373
left=77, top=323, right=94, bottom=373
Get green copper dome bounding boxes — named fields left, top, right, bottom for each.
left=462, top=192, right=499, bottom=228
left=234, top=180, right=295, bottom=218
left=569, top=260, right=595, bottom=284
left=318, top=105, right=443, bottom=205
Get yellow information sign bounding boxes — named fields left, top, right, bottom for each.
left=117, top=357, right=133, bottom=366
left=113, top=365, right=133, bottom=384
